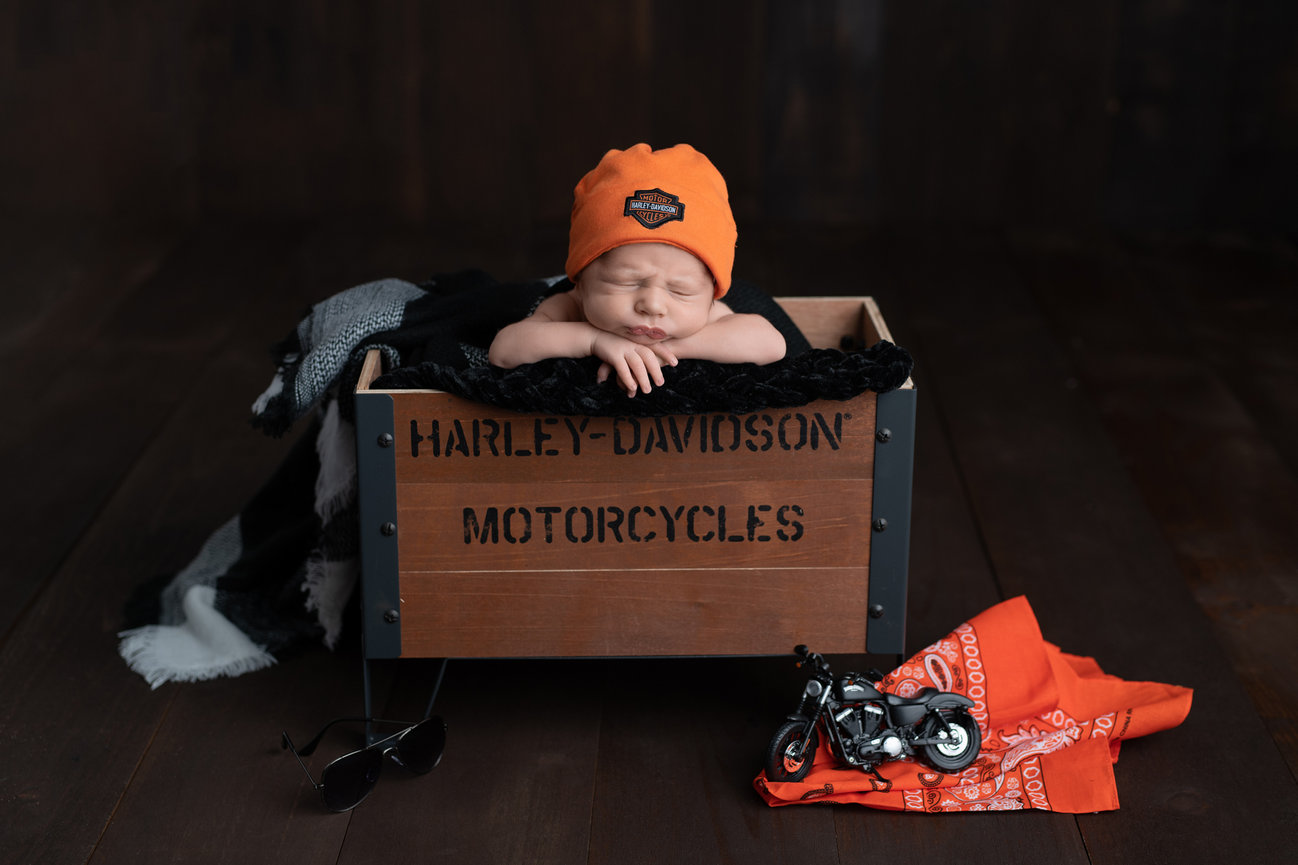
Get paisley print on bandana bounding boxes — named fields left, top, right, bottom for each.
left=754, top=596, right=1193, bottom=814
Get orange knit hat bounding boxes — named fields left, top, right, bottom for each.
left=565, top=143, right=738, bottom=297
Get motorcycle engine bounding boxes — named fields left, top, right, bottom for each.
left=841, top=702, right=893, bottom=767
left=837, top=701, right=885, bottom=742
left=858, top=702, right=885, bottom=740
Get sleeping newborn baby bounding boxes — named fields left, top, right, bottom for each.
left=488, top=143, right=786, bottom=397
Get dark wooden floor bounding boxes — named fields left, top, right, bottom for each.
left=2, top=219, right=1296, bottom=864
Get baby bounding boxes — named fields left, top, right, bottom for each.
left=488, top=143, right=786, bottom=397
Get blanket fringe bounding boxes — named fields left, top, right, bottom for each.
left=301, top=554, right=358, bottom=650
left=313, top=398, right=356, bottom=523
left=117, top=585, right=277, bottom=689
left=118, top=636, right=276, bottom=689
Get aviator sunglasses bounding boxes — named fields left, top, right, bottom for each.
left=281, top=716, right=447, bottom=811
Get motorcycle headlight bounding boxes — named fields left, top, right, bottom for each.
left=804, top=680, right=824, bottom=698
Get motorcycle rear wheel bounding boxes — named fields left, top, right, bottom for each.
left=919, top=709, right=981, bottom=772
left=765, top=719, right=819, bottom=782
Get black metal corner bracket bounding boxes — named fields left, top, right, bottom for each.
left=866, top=387, right=916, bottom=655
left=355, top=390, right=402, bottom=660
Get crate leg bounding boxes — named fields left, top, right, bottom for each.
left=363, top=655, right=378, bottom=745
left=362, top=656, right=447, bottom=744
left=424, top=658, right=449, bottom=719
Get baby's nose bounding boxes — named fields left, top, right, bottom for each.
left=636, top=287, right=667, bottom=314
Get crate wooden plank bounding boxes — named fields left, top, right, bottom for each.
left=771, top=296, right=873, bottom=347
left=397, top=565, right=870, bottom=658
left=397, top=478, right=869, bottom=572
left=383, top=395, right=877, bottom=484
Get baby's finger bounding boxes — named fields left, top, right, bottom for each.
left=596, top=362, right=612, bottom=384
left=639, top=348, right=667, bottom=387
left=626, top=352, right=654, bottom=394
left=612, top=358, right=639, bottom=397
left=652, top=344, right=679, bottom=368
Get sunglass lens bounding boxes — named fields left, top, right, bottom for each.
left=320, top=748, right=383, bottom=811
left=397, top=717, right=447, bottom=774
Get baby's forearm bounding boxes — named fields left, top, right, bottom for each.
left=488, top=319, right=599, bottom=368
left=669, top=314, right=786, bottom=365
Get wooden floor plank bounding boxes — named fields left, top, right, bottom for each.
left=1009, top=232, right=1298, bottom=777
left=0, top=345, right=304, bottom=865
left=334, top=657, right=604, bottom=865
left=0, top=222, right=354, bottom=865
left=1119, top=235, right=1298, bottom=476
left=881, top=229, right=1298, bottom=862
left=87, top=645, right=364, bottom=864
left=585, top=656, right=841, bottom=865
left=0, top=219, right=174, bottom=362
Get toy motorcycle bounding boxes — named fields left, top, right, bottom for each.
left=764, top=645, right=982, bottom=782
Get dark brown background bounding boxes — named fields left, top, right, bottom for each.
left=5, top=0, right=1295, bottom=243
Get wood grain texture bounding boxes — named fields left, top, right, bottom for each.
left=397, top=478, right=867, bottom=569
left=382, top=394, right=877, bottom=484
left=398, top=565, right=870, bottom=657
left=336, top=658, right=604, bottom=865
left=883, top=228, right=1298, bottom=863
left=7, top=1, right=1295, bottom=234
left=1011, top=232, right=1298, bottom=778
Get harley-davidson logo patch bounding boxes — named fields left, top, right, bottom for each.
left=624, top=188, right=685, bottom=229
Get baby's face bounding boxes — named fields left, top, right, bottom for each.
left=575, top=243, right=714, bottom=344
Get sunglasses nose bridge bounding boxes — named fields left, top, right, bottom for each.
left=381, top=743, right=405, bottom=768
left=391, top=720, right=446, bottom=774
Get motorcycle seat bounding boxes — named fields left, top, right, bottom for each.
left=885, top=687, right=939, bottom=707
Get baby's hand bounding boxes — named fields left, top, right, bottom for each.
left=591, top=332, right=678, bottom=396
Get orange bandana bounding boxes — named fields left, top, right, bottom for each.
left=566, top=143, right=738, bottom=297
left=754, top=596, right=1193, bottom=813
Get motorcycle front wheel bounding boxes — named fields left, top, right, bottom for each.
left=764, top=719, right=819, bottom=782
left=919, top=709, right=982, bottom=772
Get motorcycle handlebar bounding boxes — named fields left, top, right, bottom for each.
left=791, top=647, right=896, bottom=684
left=792, top=645, right=831, bottom=676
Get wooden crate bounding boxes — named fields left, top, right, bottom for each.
left=354, top=297, right=915, bottom=661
